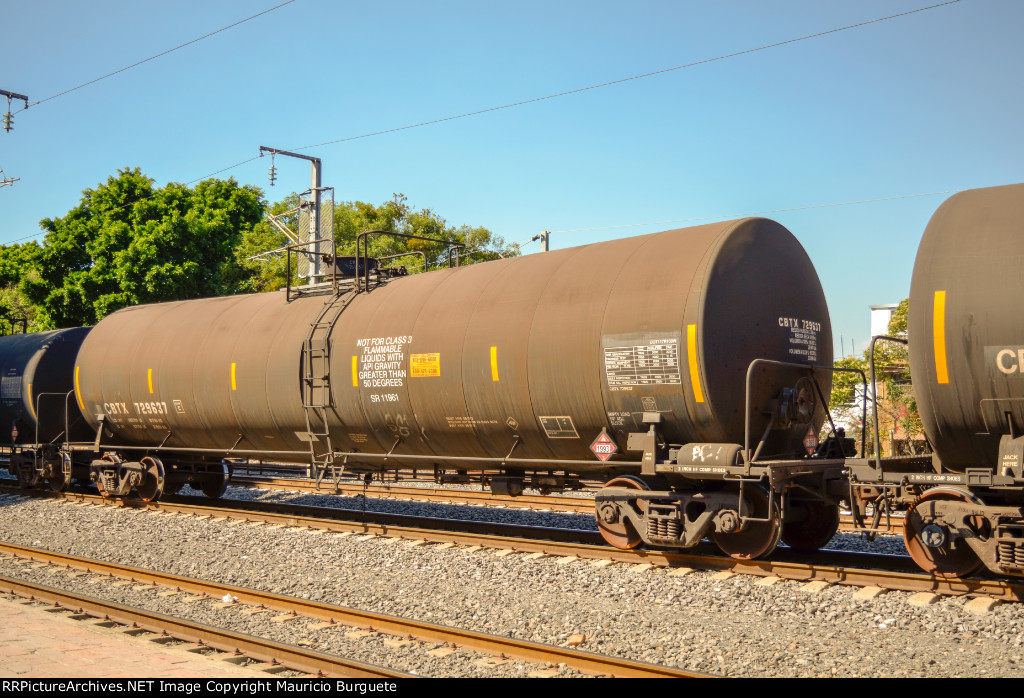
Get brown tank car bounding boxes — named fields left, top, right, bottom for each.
left=7, top=184, right=1024, bottom=579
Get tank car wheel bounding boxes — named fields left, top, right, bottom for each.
left=711, top=485, right=782, bottom=560
left=162, top=480, right=184, bottom=496
left=135, top=456, right=166, bottom=502
left=595, top=476, right=649, bottom=550
left=781, top=499, right=840, bottom=553
left=200, top=462, right=231, bottom=499
left=904, top=487, right=986, bottom=578
left=45, top=452, right=73, bottom=493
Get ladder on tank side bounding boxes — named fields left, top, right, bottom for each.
left=302, top=289, right=357, bottom=486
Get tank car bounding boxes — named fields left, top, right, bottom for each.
left=12, top=184, right=1024, bottom=580
left=0, top=327, right=93, bottom=490
left=71, top=216, right=839, bottom=560
left=846, top=182, right=1024, bottom=578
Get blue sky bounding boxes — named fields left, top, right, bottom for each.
left=1, top=0, right=1021, bottom=356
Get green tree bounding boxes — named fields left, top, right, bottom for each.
left=23, top=168, right=265, bottom=327
left=872, top=299, right=925, bottom=455
left=0, top=242, right=43, bottom=331
left=333, top=194, right=518, bottom=270
left=243, top=193, right=519, bottom=290
left=234, top=195, right=300, bottom=293
left=828, top=298, right=925, bottom=456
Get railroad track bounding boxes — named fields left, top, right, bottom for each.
left=0, top=485, right=1010, bottom=601
left=0, top=575, right=407, bottom=679
left=231, top=475, right=598, bottom=513
left=228, top=474, right=907, bottom=534
left=0, top=543, right=707, bottom=678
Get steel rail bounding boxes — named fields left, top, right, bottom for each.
left=0, top=574, right=409, bottom=679
left=1, top=485, right=597, bottom=544
left=228, top=475, right=908, bottom=533
left=0, top=544, right=708, bottom=679
left=230, top=475, right=597, bottom=513
left=0, top=487, right=1002, bottom=599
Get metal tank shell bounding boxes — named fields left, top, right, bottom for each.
left=0, top=328, right=92, bottom=445
left=909, top=183, right=1024, bottom=470
left=75, top=218, right=831, bottom=470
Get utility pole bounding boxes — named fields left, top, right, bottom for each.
left=1, top=90, right=29, bottom=188
left=259, top=146, right=323, bottom=284
left=1, top=89, right=29, bottom=133
left=531, top=230, right=550, bottom=252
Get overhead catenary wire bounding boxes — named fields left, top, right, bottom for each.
left=0, top=186, right=968, bottom=249
left=284, top=0, right=963, bottom=154
left=0, top=0, right=965, bottom=247
left=184, top=1, right=966, bottom=191
left=11, top=0, right=299, bottom=112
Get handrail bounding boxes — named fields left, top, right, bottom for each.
left=355, top=229, right=464, bottom=293
left=32, top=390, right=77, bottom=449
left=0, top=315, right=27, bottom=335
left=867, top=334, right=909, bottom=470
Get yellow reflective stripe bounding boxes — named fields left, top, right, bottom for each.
left=490, top=346, right=499, bottom=382
left=933, top=291, right=949, bottom=385
left=147, top=368, right=154, bottom=394
left=687, top=324, right=705, bottom=403
left=27, top=382, right=35, bottom=419
left=352, top=356, right=359, bottom=387
left=231, top=362, right=237, bottom=391
left=74, top=366, right=84, bottom=410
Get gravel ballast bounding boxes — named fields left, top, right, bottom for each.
left=0, top=488, right=1022, bottom=678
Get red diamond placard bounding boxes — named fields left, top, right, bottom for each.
left=590, top=430, right=618, bottom=462
left=803, top=424, right=818, bottom=456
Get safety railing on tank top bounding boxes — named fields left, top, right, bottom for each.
left=284, top=231, right=464, bottom=301
left=354, top=229, right=464, bottom=293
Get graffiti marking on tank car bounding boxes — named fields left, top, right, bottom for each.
left=384, top=412, right=412, bottom=438
left=779, top=316, right=820, bottom=363
left=356, top=336, right=411, bottom=388
left=691, top=444, right=719, bottom=462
